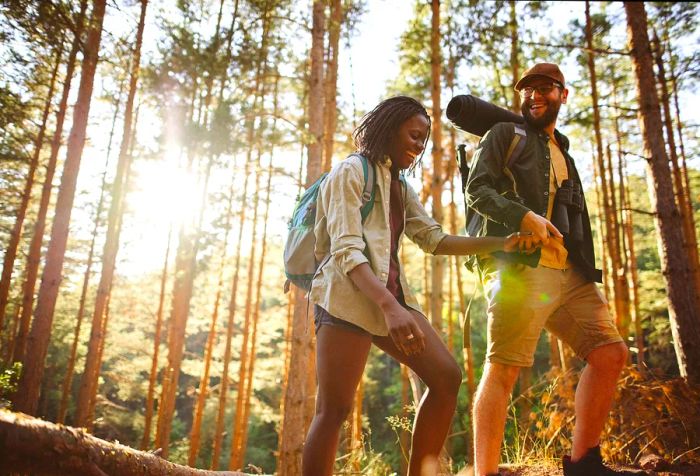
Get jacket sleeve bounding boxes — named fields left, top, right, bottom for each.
left=404, top=183, right=448, bottom=254
left=322, top=159, right=370, bottom=275
left=466, top=123, right=532, bottom=231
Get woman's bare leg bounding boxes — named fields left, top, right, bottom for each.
left=374, top=310, right=462, bottom=476
left=302, top=325, right=372, bottom=476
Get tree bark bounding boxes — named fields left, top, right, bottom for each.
left=585, top=1, right=628, bottom=335
left=74, top=0, right=148, bottom=427
left=0, top=411, right=245, bottom=476
left=624, top=1, right=700, bottom=384
left=429, top=0, right=445, bottom=333
left=651, top=31, right=700, bottom=306
left=56, top=85, right=123, bottom=423
left=278, top=3, right=325, bottom=474
left=321, top=0, right=341, bottom=173
left=13, top=0, right=108, bottom=416
left=141, top=227, right=172, bottom=449
left=509, top=1, right=521, bottom=113
left=0, top=42, right=63, bottom=331
left=11, top=0, right=88, bottom=365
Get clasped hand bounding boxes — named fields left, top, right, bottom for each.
left=509, top=210, right=563, bottom=253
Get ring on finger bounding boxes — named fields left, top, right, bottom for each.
left=406, top=334, right=415, bottom=340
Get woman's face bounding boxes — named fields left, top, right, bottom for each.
left=386, top=113, right=430, bottom=170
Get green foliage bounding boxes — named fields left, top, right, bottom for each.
left=0, top=362, right=22, bottom=409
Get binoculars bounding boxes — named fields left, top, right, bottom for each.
left=551, top=179, right=584, bottom=242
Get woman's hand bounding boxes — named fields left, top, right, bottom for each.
left=504, top=231, right=538, bottom=253
left=382, top=301, right=426, bottom=356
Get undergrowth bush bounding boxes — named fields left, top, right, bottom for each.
left=516, top=366, right=700, bottom=466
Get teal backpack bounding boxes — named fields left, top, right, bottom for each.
left=284, top=154, right=376, bottom=291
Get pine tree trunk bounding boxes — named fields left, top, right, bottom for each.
left=229, top=149, right=263, bottom=470
left=321, top=0, right=341, bottom=173
left=278, top=3, right=325, bottom=474
left=74, top=0, right=148, bottom=427
left=11, top=0, right=88, bottom=364
left=210, top=155, right=251, bottom=469
left=429, top=0, right=445, bottom=333
left=56, top=91, right=122, bottom=423
left=237, top=142, right=276, bottom=468
left=619, top=157, right=644, bottom=368
left=13, top=0, right=108, bottom=416
left=0, top=43, right=63, bottom=330
left=509, top=1, right=521, bottom=113
left=188, top=174, right=236, bottom=466
left=652, top=31, right=700, bottom=306
left=624, top=1, right=700, bottom=384
left=585, top=1, right=628, bottom=334
left=141, top=228, right=172, bottom=449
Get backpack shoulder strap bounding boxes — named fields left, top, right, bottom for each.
left=505, top=124, right=527, bottom=169
left=349, top=153, right=376, bottom=222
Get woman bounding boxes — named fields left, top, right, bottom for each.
left=304, top=96, right=523, bottom=475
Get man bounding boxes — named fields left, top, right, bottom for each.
left=465, top=63, right=641, bottom=476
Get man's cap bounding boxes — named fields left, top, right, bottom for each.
left=514, top=63, right=565, bottom=91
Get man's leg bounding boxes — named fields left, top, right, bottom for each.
left=571, top=342, right=628, bottom=461
left=472, top=361, right=521, bottom=476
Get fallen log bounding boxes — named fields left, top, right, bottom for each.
left=0, top=410, right=246, bottom=475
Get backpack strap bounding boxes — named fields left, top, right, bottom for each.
left=349, top=153, right=376, bottom=222
left=505, top=124, right=527, bottom=169
left=502, top=124, right=527, bottom=197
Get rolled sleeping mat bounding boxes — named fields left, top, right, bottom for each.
left=446, top=94, right=524, bottom=138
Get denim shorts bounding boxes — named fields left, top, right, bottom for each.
left=314, top=304, right=371, bottom=336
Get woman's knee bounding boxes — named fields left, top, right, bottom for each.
left=425, top=357, right=462, bottom=397
left=315, top=400, right=354, bottom=427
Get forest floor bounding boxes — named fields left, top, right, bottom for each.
left=456, top=462, right=700, bottom=476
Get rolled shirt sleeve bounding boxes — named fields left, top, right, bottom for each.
left=404, top=183, right=448, bottom=254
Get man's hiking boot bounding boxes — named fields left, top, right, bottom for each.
left=563, top=445, right=648, bottom=476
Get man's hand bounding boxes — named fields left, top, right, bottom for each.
left=519, top=211, right=563, bottom=250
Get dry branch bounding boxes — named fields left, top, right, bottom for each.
left=0, top=410, right=246, bottom=476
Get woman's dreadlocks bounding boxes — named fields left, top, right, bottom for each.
left=353, top=96, right=431, bottom=173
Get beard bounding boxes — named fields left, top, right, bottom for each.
left=521, top=98, right=561, bottom=130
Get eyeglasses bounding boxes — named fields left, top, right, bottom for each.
left=519, top=83, right=562, bottom=98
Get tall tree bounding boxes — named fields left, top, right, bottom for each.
left=429, top=0, right=445, bottom=333
left=624, top=1, right=700, bottom=384
left=74, top=0, right=148, bottom=427
left=585, top=1, right=629, bottom=335
left=13, top=0, right=108, bottom=415
left=321, top=0, right=341, bottom=172
left=11, top=0, right=88, bottom=364
left=278, top=3, right=325, bottom=473
left=0, top=42, right=62, bottom=331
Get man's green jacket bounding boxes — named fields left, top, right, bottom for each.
left=465, top=121, right=602, bottom=283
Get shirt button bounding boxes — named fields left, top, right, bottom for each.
left=544, top=191, right=549, bottom=196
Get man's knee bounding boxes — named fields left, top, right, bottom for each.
left=479, top=361, right=521, bottom=395
left=586, top=342, right=628, bottom=372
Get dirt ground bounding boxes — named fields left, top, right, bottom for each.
left=454, top=462, right=700, bottom=476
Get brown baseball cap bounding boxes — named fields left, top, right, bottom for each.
left=514, top=63, right=565, bottom=91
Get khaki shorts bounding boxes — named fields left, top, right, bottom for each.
left=481, top=262, right=623, bottom=367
